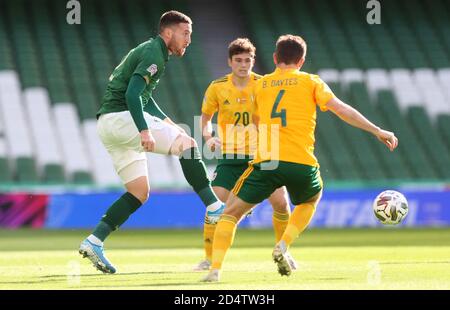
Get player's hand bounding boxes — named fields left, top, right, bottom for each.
left=140, top=129, right=156, bottom=152
left=205, top=136, right=221, bottom=152
left=375, top=128, right=398, bottom=151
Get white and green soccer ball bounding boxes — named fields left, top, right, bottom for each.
left=373, top=190, right=408, bottom=225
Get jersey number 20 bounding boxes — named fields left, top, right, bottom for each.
left=234, top=112, right=250, bottom=126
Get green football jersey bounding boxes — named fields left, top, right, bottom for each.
left=97, top=36, right=169, bottom=117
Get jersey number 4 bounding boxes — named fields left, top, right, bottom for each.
left=271, top=90, right=287, bottom=127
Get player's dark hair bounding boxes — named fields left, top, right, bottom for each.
left=159, top=10, right=192, bottom=32
left=228, top=38, right=256, bottom=59
left=275, top=35, right=307, bottom=65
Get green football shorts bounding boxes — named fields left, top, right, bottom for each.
left=232, top=161, right=323, bottom=205
left=211, top=156, right=251, bottom=191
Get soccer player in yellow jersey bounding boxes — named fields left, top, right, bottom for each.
left=202, top=35, right=398, bottom=282
left=195, top=38, right=293, bottom=271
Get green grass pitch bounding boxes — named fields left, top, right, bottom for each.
left=0, top=228, right=449, bottom=289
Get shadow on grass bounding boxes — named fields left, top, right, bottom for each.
left=37, top=270, right=197, bottom=280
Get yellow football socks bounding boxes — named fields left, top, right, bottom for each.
left=203, top=222, right=216, bottom=261
left=272, top=211, right=290, bottom=243
left=211, top=214, right=238, bottom=270
left=281, top=201, right=316, bottom=247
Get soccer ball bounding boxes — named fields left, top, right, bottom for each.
left=373, top=190, right=408, bottom=225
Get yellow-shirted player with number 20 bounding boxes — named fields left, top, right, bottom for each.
left=195, top=38, right=294, bottom=271
left=202, top=35, right=399, bottom=282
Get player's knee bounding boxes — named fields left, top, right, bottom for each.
left=171, top=134, right=197, bottom=156
left=223, top=198, right=248, bottom=221
left=131, top=189, right=149, bottom=204
left=125, top=177, right=150, bottom=204
left=223, top=207, right=244, bottom=221
left=212, top=186, right=230, bottom=203
left=271, top=198, right=289, bottom=213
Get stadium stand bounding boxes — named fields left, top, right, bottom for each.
left=0, top=0, right=448, bottom=187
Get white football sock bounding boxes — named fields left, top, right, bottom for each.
left=206, top=200, right=223, bottom=211
left=87, top=234, right=103, bottom=246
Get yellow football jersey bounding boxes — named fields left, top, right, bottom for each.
left=253, top=68, right=335, bottom=167
left=202, top=72, right=261, bottom=155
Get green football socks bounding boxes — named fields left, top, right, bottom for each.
left=92, top=192, right=142, bottom=241
left=179, top=147, right=220, bottom=207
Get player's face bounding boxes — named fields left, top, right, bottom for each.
left=168, top=23, right=192, bottom=57
left=228, top=53, right=254, bottom=78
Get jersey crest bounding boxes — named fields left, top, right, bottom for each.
left=147, top=64, right=158, bottom=76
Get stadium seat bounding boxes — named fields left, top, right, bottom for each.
left=0, top=0, right=448, bottom=186
left=437, top=69, right=450, bottom=105
left=99, top=0, right=134, bottom=64
left=376, top=90, right=438, bottom=179
left=82, top=120, right=120, bottom=186
left=15, top=157, right=39, bottom=183
left=167, top=155, right=190, bottom=188
left=413, top=69, right=450, bottom=118
left=76, top=1, right=114, bottom=109
left=0, top=16, right=15, bottom=71
left=147, top=153, right=176, bottom=188
left=341, top=69, right=364, bottom=87
left=53, top=103, right=93, bottom=184
left=23, top=88, right=65, bottom=183
left=0, top=71, right=38, bottom=183
left=366, top=69, right=390, bottom=99
left=406, top=106, right=450, bottom=179
left=3, top=0, right=45, bottom=89
left=317, top=69, right=339, bottom=84
left=401, top=0, right=450, bottom=69
left=437, top=114, right=450, bottom=152
left=29, top=1, right=72, bottom=104
left=50, top=2, right=100, bottom=120
left=0, top=120, right=12, bottom=182
left=347, top=81, right=404, bottom=180
left=389, top=69, right=423, bottom=110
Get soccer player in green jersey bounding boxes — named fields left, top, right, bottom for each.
left=79, top=11, right=224, bottom=274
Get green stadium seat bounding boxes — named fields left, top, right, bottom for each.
left=376, top=90, right=438, bottom=179
left=0, top=157, right=12, bottom=183
left=16, top=157, right=39, bottom=184
left=437, top=114, right=450, bottom=153
left=72, top=171, right=94, bottom=184
left=406, top=107, right=450, bottom=179
left=348, top=82, right=411, bottom=180
left=1, top=0, right=449, bottom=186
left=43, top=164, right=66, bottom=184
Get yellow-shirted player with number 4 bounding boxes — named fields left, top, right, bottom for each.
left=195, top=38, right=294, bottom=271
left=202, top=34, right=399, bottom=282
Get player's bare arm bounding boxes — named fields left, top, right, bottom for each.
left=201, top=112, right=221, bottom=151
left=325, top=97, right=398, bottom=151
